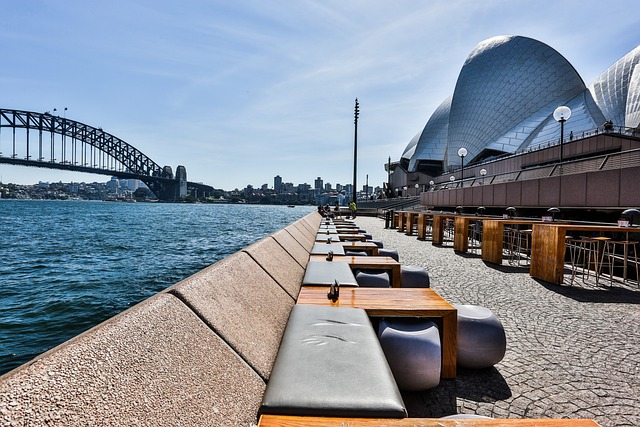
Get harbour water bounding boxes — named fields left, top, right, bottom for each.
left=0, top=200, right=314, bottom=375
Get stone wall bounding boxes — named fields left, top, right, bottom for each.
left=0, top=212, right=321, bottom=426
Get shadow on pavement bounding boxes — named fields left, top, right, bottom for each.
left=403, top=367, right=511, bottom=418
left=536, top=279, right=640, bottom=304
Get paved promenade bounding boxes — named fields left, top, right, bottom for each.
left=353, top=216, right=640, bottom=427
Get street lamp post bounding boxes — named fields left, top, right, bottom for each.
left=457, top=147, right=468, bottom=186
left=415, top=183, right=420, bottom=196
left=553, top=106, right=572, bottom=164
left=457, top=147, right=467, bottom=206
left=387, top=156, right=391, bottom=197
left=403, top=186, right=407, bottom=198
left=365, top=174, right=369, bottom=200
left=480, top=168, right=487, bottom=185
left=353, top=98, right=359, bottom=204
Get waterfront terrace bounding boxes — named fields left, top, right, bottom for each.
left=0, top=212, right=636, bottom=426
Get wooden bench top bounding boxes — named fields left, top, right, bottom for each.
left=258, top=415, right=602, bottom=426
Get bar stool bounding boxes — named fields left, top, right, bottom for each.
left=444, top=218, right=454, bottom=241
left=514, top=229, right=533, bottom=266
left=467, top=221, right=482, bottom=254
left=592, top=236, right=612, bottom=285
left=503, top=227, right=517, bottom=265
left=603, top=240, right=639, bottom=286
left=421, top=217, right=433, bottom=240
left=568, top=236, right=597, bottom=285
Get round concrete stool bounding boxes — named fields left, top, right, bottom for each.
left=454, top=304, right=506, bottom=369
left=355, top=271, right=390, bottom=288
left=378, top=318, right=441, bottom=390
left=400, top=265, right=430, bottom=288
left=378, top=248, right=399, bottom=261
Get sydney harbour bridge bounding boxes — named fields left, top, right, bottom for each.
left=0, top=108, right=215, bottom=201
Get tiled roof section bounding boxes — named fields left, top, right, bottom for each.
left=408, top=96, right=451, bottom=172
left=626, top=64, right=640, bottom=128
left=401, top=130, right=421, bottom=160
left=589, top=45, right=640, bottom=127
left=446, top=35, right=586, bottom=167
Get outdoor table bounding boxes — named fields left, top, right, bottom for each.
left=417, top=212, right=434, bottom=240
left=430, top=213, right=457, bottom=245
left=530, top=223, right=639, bottom=285
left=336, top=233, right=368, bottom=242
left=396, top=211, right=408, bottom=232
left=318, top=225, right=337, bottom=231
left=452, top=215, right=494, bottom=253
left=340, top=241, right=379, bottom=256
left=310, top=243, right=346, bottom=256
left=296, top=287, right=457, bottom=378
left=404, top=211, right=420, bottom=236
left=310, top=254, right=401, bottom=288
left=316, top=229, right=339, bottom=236
left=315, top=234, right=340, bottom=243
left=302, top=259, right=358, bottom=287
left=481, top=219, right=543, bottom=265
left=335, top=227, right=359, bottom=233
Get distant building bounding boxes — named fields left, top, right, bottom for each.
left=283, top=182, right=294, bottom=193
left=314, top=177, right=323, bottom=190
left=274, top=175, right=282, bottom=193
left=105, top=177, right=120, bottom=190
left=297, top=183, right=311, bottom=194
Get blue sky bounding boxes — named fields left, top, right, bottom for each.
left=1, top=0, right=639, bottom=190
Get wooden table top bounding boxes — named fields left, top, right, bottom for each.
left=485, top=219, right=545, bottom=225
left=315, top=235, right=340, bottom=242
left=533, top=223, right=640, bottom=233
left=340, top=241, right=379, bottom=249
left=297, top=287, right=455, bottom=317
left=335, top=233, right=367, bottom=241
left=258, top=415, right=602, bottom=427
left=317, top=229, right=339, bottom=234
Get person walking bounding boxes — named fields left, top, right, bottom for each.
left=348, top=201, right=357, bottom=218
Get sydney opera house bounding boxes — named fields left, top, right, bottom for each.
left=388, top=35, right=640, bottom=218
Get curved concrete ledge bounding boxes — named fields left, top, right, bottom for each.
left=0, top=211, right=321, bottom=426
left=169, top=251, right=294, bottom=380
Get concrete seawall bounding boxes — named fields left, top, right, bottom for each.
left=0, top=211, right=322, bottom=426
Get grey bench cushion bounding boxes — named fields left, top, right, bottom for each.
left=260, top=305, right=407, bottom=418
left=302, top=260, right=358, bottom=287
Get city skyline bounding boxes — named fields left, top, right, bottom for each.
left=1, top=1, right=639, bottom=190
left=0, top=172, right=374, bottom=195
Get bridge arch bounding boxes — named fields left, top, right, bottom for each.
left=0, top=109, right=213, bottom=200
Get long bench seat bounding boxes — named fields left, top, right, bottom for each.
left=259, top=304, right=407, bottom=418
